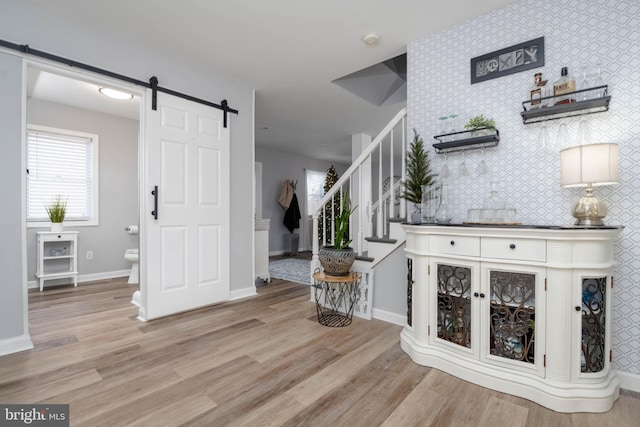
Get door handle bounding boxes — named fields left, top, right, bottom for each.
left=151, top=185, right=158, bottom=219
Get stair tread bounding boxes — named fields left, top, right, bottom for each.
left=355, top=254, right=375, bottom=262
left=388, top=217, right=406, bottom=223
left=365, top=236, right=398, bottom=244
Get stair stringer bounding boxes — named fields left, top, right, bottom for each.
left=351, top=234, right=407, bottom=325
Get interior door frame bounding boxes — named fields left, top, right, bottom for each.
left=21, top=56, right=147, bottom=325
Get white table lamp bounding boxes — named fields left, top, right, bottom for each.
left=560, top=143, right=618, bottom=226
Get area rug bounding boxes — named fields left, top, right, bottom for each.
left=269, top=258, right=311, bottom=285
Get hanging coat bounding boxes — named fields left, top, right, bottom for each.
left=283, top=193, right=301, bottom=233
left=278, top=180, right=294, bottom=210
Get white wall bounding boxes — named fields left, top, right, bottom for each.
left=0, top=52, right=32, bottom=354
left=408, top=0, right=640, bottom=375
left=26, top=98, right=139, bottom=284
left=0, top=2, right=255, bottom=352
left=255, top=145, right=349, bottom=253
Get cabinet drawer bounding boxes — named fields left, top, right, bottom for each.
left=481, top=237, right=546, bottom=262
left=39, top=233, right=76, bottom=242
left=430, top=235, right=480, bottom=257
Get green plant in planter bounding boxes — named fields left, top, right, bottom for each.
left=464, top=115, right=496, bottom=130
left=45, top=195, right=67, bottom=223
left=318, top=191, right=358, bottom=276
left=402, top=129, right=437, bottom=205
left=333, top=191, right=357, bottom=250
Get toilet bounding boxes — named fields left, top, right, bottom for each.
left=124, top=249, right=139, bottom=284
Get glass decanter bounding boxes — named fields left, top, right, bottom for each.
left=435, top=182, right=453, bottom=224
left=483, top=181, right=505, bottom=210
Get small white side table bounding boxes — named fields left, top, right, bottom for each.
left=36, top=231, right=78, bottom=291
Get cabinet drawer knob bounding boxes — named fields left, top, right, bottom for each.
left=479, top=293, right=485, bottom=298
left=509, top=243, right=516, bottom=249
left=474, top=292, right=479, bottom=297
left=575, top=306, right=581, bottom=312
left=450, top=240, right=455, bottom=246
left=57, top=235, right=62, bottom=238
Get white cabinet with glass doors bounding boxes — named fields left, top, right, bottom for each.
left=401, top=224, right=621, bottom=413
left=429, top=257, right=546, bottom=378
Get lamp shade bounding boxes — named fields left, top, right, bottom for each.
left=560, top=143, right=618, bottom=188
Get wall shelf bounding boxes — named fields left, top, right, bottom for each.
left=433, top=128, right=499, bottom=154
left=521, top=85, right=610, bottom=124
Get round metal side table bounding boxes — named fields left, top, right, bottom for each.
left=312, top=271, right=361, bottom=327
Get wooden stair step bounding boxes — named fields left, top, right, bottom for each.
left=365, top=236, right=397, bottom=244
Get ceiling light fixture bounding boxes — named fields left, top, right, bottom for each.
left=98, top=87, right=134, bottom=100
left=362, top=33, right=380, bottom=47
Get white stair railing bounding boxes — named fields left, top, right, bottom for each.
left=311, top=109, right=408, bottom=276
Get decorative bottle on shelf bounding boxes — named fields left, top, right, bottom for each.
left=553, top=67, right=576, bottom=105
left=435, top=182, right=453, bottom=224
left=453, top=309, right=466, bottom=346
left=529, top=73, right=550, bottom=109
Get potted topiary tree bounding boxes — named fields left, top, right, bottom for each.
left=46, top=194, right=67, bottom=232
left=402, top=129, right=437, bottom=223
left=318, top=190, right=358, bottom=276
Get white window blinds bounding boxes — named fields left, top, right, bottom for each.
left=27, top=126, right=98, bottom=223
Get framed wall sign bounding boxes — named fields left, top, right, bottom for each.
left=471, top=37, right=544, bottom=84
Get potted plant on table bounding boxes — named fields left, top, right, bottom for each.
left=46, top=195, right=67, bottom=232
left=318, top=191, right=358, bottom=276
left=402, top=129, right=437, bottom=224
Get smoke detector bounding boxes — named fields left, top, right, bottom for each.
left=362, top=33, right=380, bottom=47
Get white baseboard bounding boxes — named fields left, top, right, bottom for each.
left=372, top=308, right=406, bottom=326
left=230, top=286, right=257, bottom=301
left=617, top=370, right=640, bottom=393
left=28, top=269, right=131, bottom=289
left=0, top=334, right=34, bottom=357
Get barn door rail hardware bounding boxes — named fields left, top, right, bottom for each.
left=0, top=38, right=238, bottom=127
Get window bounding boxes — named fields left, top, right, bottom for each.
left=27, top=125, right=99, bottom=226
left=305, top=169, right=326, bottom=215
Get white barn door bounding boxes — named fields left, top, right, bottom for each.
left=140, top=91, right=230, bottom=320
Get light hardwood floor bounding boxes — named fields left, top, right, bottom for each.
left=1, top=278, right=638, bottom=426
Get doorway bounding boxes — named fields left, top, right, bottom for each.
left=24, top=61, right=142, bottom=304
left=22, top=58, right=232, bottom=329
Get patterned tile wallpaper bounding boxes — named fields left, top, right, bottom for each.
left=408, top=0, right=640, bottom=374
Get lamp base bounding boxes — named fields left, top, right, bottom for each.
left=572, top=194, right=607, bottom=226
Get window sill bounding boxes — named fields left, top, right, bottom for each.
left=27, top=220, right=98, bottom=228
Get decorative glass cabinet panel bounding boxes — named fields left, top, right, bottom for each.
left=581, top=277, right=607, bottom=373
left=489, top=270, right=536, bottom=364
left=436, top=263, right=472, bottom=349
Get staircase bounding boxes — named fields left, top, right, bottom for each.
left=311, top=108, right=409, bottom=321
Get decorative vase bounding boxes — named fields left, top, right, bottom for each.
left=421, top=185, right=437, bottom=223
left=319, top=246, right=355, bottom=276
left=410, top=203, right=422, bottom=224
left=435, top=183, right=452, bottom=224
left=50, top=222, right=63, bottom=232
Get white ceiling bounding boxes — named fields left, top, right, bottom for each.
left=21, top=0, right=515, bottom=163
left=27, top=68, right=141, bottom=120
